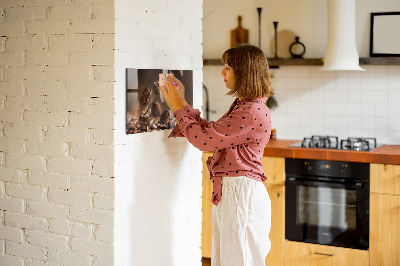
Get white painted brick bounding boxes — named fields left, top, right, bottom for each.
left=4, top=6, right=46, bottom=22
left=0, top=37, right=5, bottom=52
left=70, top=237, right=113, bottom=257
left=45, top=127, right=87, bottom=144
left=0, top=254, right=23, bottom=266
left=5, top=212, right=48, bottom=231
left=25, top=229, right=68, bottom=251
left=28, top=171, right=69, bottom=189
left=70, top=144, right=113, bottom=161
left=69, top=50, right=113, bottom=66
left=0, top=197, right=24, bottom=213
left=0, top=52, right=24, bottom=66
left=71, top=222, right=92, bottom=239
left=6, top=153, right=46, bottom=171
left=25, top=80, right=67, bottom=98
left=22, top=0, right=69, bottom=6
left=3, top=66, right=44, bottom=81
left=0, top=226, right=23, bottom=243
left=27, top=200, right=69, bottom=219
left=43, top=96, right=81, bottom=112
left=44, top=66, right=91, bottom=82
left=48, top=4, right=91, bottom=20
left=0, top=211, right=4, bottom=226
left=0, top=138, right=25, bottom=154
left=69, top=113, right=114, bottom=129
left=92, top=160, right=113, bottom=177
left=93, top=194, right=113, bottom=210
left=26, top=51, right=68, bottom=66
left=0, top=81, right=24, bottom=96
left=0, top=153, right=5, bottom=166
left=24, top=111, right=68, bottom=127
left=48, top=219, right=71, bottom=236
left=0, top=181, right=4, bottom=197
left=181, top=42, right=202, bottom=56
left=26, top=140, right=67, bottom=157
left=69, top=19, right=114, bottom=34
left=69, top=81, right=114, bottom=98
left=0, top=22, right=24, bottom=36
left=24, top=259, right=48, bottom=266
left=4, top=96, right=46, bottom=111
left=5, top=36, right=46, bottom=52
left=47, top=249, right=91, bottom=266
left=49, top=35, right=93, bottom=52
left=0, top=110, right=23, bottom=124
left=47, top=158, right=92, bottom=176
left=92, top=34, right=114, bottom=50
left=48, top=188, right=91, bottom=208
left=93, top=66, right=114, bottom=81
left=78, top=97, right=115, bottom=114
left=6, top=183, right=46, bottom=201
left=94, top=225, right=112, bottom=243
left=70, top=175, right=113, bottom=194
left=6, top=241, right=46, bottom=261
left=27, top=21, right=69, bottom=35
left=92, top=3, right=114, bottom=20
left=69, top=207, right=113, bottom=226
left=4, top=125, right=43, bottom=141
left=93, top=252, right=113, bottom=266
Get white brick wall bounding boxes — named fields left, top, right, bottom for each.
left=0, top=0, right=115, bottom=265
left=114, top=0, right=203, bottom=265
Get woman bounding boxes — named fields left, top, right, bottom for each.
left=162, top=44, right=273, bottom=266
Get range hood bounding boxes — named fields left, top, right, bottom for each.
left=320, top=0, right=365, bottom=71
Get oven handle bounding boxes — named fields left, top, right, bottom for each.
left=286, top=177, right=364, bottom=189
left=314, top=252, right=335, bottom=257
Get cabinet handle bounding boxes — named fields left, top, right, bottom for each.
left=314, top=252, right=335, bottom=257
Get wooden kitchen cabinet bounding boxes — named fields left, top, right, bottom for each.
left=370, top=163, right=400, bottom=266
left=370, top=163, right=400, bottom=195
left=202, top=152, right=213, bottom=258
left=284, top=241, right=369, bottom=266
left=201, top=154, right=286, bottom=266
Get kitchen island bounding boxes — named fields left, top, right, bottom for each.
left=202, top=140, right=400, bottom=266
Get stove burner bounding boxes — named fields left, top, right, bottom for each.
left=301, top=135, right=339, bottom=149
left=340, top=137, right=377, bottom=151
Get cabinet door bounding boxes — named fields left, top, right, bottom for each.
left=261, top=156, right=285, bottom=185
left=265, top=184, right=284, bottom=266
left=202, top=152, right=213, bottom=258
left=370, top=163, right=400, bottom=195
left=284, top=241, right=369, bottom=266
left=370, top=193, right=400, bottom=266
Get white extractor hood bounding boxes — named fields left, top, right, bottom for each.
left=320, top=0, right=365, bottom=71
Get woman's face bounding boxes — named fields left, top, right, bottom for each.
left=220, top=64, right=235, bottom=89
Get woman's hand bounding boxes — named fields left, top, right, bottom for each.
left=171, top=77, right=187, bottom=108
left=161, top=78, right=184, bottom=113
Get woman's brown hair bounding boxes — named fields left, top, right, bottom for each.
left=221, top=44, right=273, bottom=99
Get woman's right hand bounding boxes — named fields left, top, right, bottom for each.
left=168, top=76, right=187, bottom=108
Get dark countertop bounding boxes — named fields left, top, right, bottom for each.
left=263, top=139, right=400, bottom=165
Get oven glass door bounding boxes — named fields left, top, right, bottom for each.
left=285, top=179, right=369, bottom=250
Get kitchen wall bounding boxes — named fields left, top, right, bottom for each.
left=0, top=0, right=115, bottom=265
left=113, top=0, right=203, bottom=265
left=203, top=0, right=400, bottom=144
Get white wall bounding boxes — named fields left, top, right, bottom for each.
left=113, top=0, right=203, bottom=265
left=0, top=0, right=115, bottom=265
left=203, top=0, right=400, bottom=145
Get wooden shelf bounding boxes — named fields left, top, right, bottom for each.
left=203, top=57, right=400, bottom=67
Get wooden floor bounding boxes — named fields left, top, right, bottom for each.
left=202, top=257, right=211, bottom=266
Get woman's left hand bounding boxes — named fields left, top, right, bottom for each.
left=161, top=79, right=183, bottom=113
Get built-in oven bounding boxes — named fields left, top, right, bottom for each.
left=285, top=158, right=369, bottom=250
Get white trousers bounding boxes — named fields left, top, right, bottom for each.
left=212, top=176, right=271, bottom=266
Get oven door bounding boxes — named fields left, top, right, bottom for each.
left=285, top=177, right=369, bottom=250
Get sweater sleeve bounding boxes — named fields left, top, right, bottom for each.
left=172, top=106, right=257, bottom=152
left=168, top=104, right=210, bottom=138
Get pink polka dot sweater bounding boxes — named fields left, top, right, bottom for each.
left=169, top=97, right=272, bottom=206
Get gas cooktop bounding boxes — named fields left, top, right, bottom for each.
left=289, top=135, right=383, bottom=151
